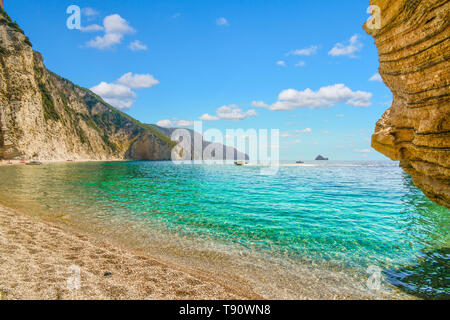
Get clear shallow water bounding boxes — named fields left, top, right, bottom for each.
left=0, top=161, right=448, bottom=299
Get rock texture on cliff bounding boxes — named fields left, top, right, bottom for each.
left=157, top=126, right=249, bottom=161
left=0, top=8, right=246, bottom=163
left=364, top=0, right=449, bottom=208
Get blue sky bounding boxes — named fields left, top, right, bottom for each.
left=7, top=0, right=393, bottom=160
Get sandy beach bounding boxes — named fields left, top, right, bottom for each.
left=0, top=203, right=260, bottom=300
left=0, top=159, right=121, bottom=166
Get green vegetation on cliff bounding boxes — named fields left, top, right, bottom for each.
left=0, top=7, right=178, bottom=160
left=0, top=7, right=31, bottom=46
left=38, top=82, right=60, bottom=122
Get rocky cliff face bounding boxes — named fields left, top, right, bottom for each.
left=364, top=0, right=449, bottom=208
left=157, top=126, right=249, bottom=161
left=0, top=8, right=245, bottom=163
left=0, top=8, right=176, bottom=161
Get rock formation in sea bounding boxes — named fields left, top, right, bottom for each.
left=0, top=8, right=244, bottom=162
left=315, top=155, right=329, bottom=161
left=364, top=0, right=449, bottom=208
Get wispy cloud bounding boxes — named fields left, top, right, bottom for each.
left=276, top=60, right=286, bottom=67
left=369, top=73, right=383, bottom=82
left=80, top=24, right=103, bottom=32
left=287, top=45, right=318, bottom=56
left=354, top=148, right=373, bottom=153
left=199, top=114, right=220, bottom=121
left=156, top=120, right=173, bottom=128
left=296, top=128, right=312, bottom=133
left=82, top=7, right=99, bottom=19
left=216, top=105, right=257, bottom=121
left=329, top=34, right=363, bottom=57
left=216, top=17, right=229, bottom=26
left=199, top=105, right=258, bottom=122
left=252, top=101, right=269, bottom=108
left=128, top=40, right=148, bottom=51
left=175, top=119, right=194, bottom=127
left=157, top=119, right=193, bottom=128
left=295, top=61, right=306, bottom=68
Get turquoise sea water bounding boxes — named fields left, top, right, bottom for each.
left=0, top=161, right=448, bottom=299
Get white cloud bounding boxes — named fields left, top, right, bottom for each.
left=252, top=101, right=269, bottom=108
left=276, top=60, right=286, bottom=67
left=200, top=105, right=258, bottom=122
left=295, top=61, right=306, bottom=67
left=103, top=14, right=135, bottom=34
left=86, top=14, right=135, bottom=50
left=336, top=114, right=345, bottom=117
left=329, top=34, right=363, bottom=57
left=91, top=82, right=136, bottom=110
left=298, top=128, right=312, bottom=133
left=216, top=17, right=229, bottom=26
left=117, top=73, right=159, bottom=89
left=91, top=72, right=159, bottom=110
left=246, top=109, right=258, bottom=117
left=369, top=73, right=383, bottom=82
left=287, top=45, right=318, bottom=56
left=267, top=84, right=372, bottom=111
left=216, top=105, right=258, bottom=121
left=175, top=120, right=194, bottom=127
left=157, top=120, right=173, bottom=128
left=99, top=98, right=134, bottom=110
left=354, top=149, right=373, bottom=153
left=91, top=82, right=136, bottom=98
left=322, top=130, right=330, bottom=134
left=128, top=40, right=148, bottom=51
left=87, top=33, right=123, bottom=49
left=80, top=24, right=104, bottom=32
left=82, top=7, right=99, bottom=18
left=199, top=114, right=220, bottom=121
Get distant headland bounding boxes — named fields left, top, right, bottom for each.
left=315, top=155, right=329, bottom=161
